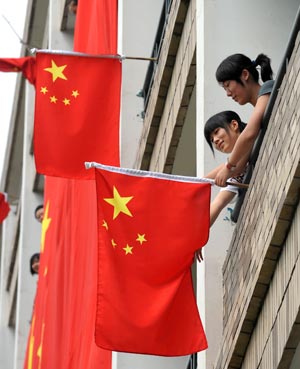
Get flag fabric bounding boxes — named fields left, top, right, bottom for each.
left=92, top=163, right=211, bottom=356
left=0, top=192, right=10, bottom=223
left=23, top=177, right=112, bottom=369
left=0, top=56, right=36, bottom=84
left=74, top=0, right=118, bottom=54
left=24, top=0, right=118, bottom=368
left=33, top=51, right=121, bottom=179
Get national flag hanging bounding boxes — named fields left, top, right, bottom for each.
left=23, top=0, right=118, bottom=368
left=0, top=192, right=10, bottom=223
left=0, top=56, right=36, bottom=84
left=23, top=177, right=112, bottom=369
left=74, top=0, right=118, bottom=54
left=92, top=163, right=211, bottom=356
left=33, top=51, right=121, bottom=179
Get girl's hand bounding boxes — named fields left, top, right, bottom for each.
left=195, top=248, right=204, bottom=262
left=215, top=164, right=231, bottom=187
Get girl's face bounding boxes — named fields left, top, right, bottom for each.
left=210, top=121, right=240, bottom=154
left=221, top=69, right=252, bottom=105
left=222, top=80, right=249, bottom=105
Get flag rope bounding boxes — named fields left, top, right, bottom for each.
left=85, top=162, right=249, bottom=188
left=30, top=48, right=157, bottom=62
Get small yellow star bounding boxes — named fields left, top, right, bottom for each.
left=136, top=233, right=147, bottom=245
left=104, top=186, right=133, bottom=220
left=123, top=244, right=133, bottom=255
left=40, top=86, right=48, bottom=94
left=111, top=239, right=117, bottom=248
left=37, top=322, right=45, bottom=361
left=72, top=90, right=79, bottom=98
left=63, top=98, right=70, bottom=106
left=102, top=220, right=108, bottom=230
left=44, top=60, right=67, bottom=82
left=41, top=201, right=51, bottom=253
left=50, top=95, right=58, bottom=103
left=28, top=315, right=35, bottom=367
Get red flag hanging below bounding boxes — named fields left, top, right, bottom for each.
left=92, top=163, right=211, bottom=356
left=0, top=56, right=36, bottom=84
left=33, top=51, right=121, bottom=179
left=0, top=192, right=10, bottom=223
left=23, top=177, right=112, bottom=369
left=74, top=0, right=118, bottom=54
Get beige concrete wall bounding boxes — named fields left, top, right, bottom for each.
left=148, top=0, right=196, bottom=172
left=134, top=0, right=196, bottom=173
left=242, top=204, right=300, bottom=369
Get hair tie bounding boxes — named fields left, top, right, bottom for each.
left=252, top=60, right=257, bottom=67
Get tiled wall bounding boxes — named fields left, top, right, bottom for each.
left=134, top=0, right=196, bottom=173
left=215, top=33, right=300, bottom=369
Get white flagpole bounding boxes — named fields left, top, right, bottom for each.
left=85, top=162, right=249, bottom=189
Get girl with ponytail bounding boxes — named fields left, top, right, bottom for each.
left=213, top=53, right=274, bottom=187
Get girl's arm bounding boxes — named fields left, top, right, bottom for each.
left=195, top=190, right=235, bottom=262
left=215, top=94, right=270, bottom=186
left=210, top=190, right=235, bottom=226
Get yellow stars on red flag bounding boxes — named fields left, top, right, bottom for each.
left=101, top=186, right=148, bottom=256
left=28, top=315, right=35, bottom=369
left=44, top=60, right=67, bottom=82
left=123, top=244, right=133, bottom=255
left=39, top=58, right=80, bottom=107
left=41, top=201, right=51, bottom=253
left=50, top=96, right=58, bottom=104
left=63, top=98, right=70, bottom=106
left=40, top=86, right=48, bottom=94
left=104, top=186, right=133, bottom=220
left=72, top=90, right=79, bottom=98
left=37, top=322, right=45, bottom=369
left=136, top=233, right=147, bottom=245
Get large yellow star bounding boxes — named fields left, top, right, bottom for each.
left=104, top=186, right=133, bottom=220
left=40, top=201, right=51, bottom=253
left=44, top=60, right=67, bottom=82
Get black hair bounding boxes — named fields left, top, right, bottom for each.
left=30, top=253, right=40, bottom=275
left=34, top=204, right=44, bottom=218
left=204, top=110, right=246, bottom=154
left=216, top=53, right=273, bottom=85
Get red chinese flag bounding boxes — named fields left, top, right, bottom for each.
left=0, top=192, right=10, bottom=223
left=0, top=56, right=36, bottom=84
left=23, top=177, right=112, bottom=369
left=93, top=164, right=211, bottom=356
left=74, top=0, right=118, bottom=54
left=33, top=52, right=121, bottom=179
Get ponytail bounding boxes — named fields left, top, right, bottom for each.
left=216, top=53, right=273, bottom=84
left=253, top=53, right=273, bottom=82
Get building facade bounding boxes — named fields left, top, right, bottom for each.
left=0, top=0, right=300, bottom=368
